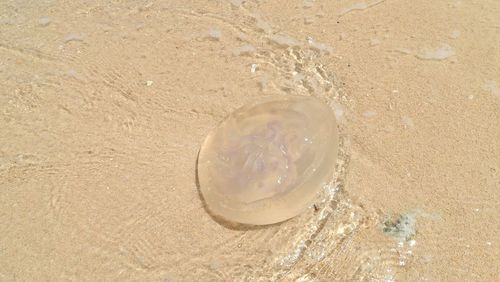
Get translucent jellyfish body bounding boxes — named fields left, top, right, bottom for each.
left=197, top=95, right=339, bottom=225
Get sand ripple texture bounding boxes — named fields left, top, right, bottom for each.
left=1, top=1, right=419, bottom=281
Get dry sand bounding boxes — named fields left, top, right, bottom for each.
left=1, top=0, right=499, bottom=281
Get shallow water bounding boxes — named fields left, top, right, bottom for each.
left=1, top=0, right=498, bottom=281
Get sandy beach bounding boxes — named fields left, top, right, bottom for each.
left=1, top=0, right=498, bottom=281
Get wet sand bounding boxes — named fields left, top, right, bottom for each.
left=1, top=0, right=498, bottom=281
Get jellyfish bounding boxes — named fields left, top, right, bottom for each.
left=197, top=95, right=339, bottom=225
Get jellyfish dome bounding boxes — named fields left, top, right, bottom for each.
left=197, top=95, right=339, bottom=225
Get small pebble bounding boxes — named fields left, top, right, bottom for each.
left=146, top=80, right=153, bottom=86
left=250, top=64, right=257, bottom=73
